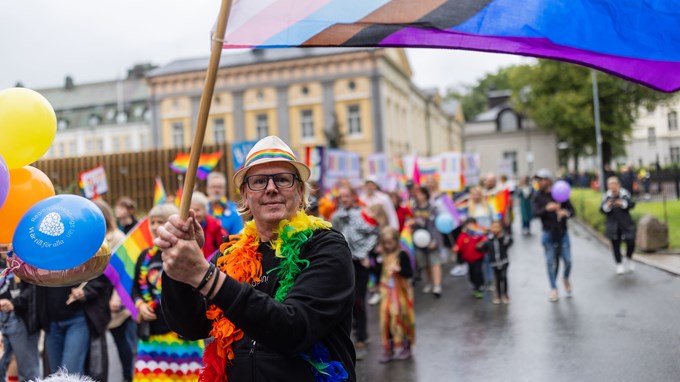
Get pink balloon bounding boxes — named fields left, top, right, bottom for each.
left=551, top=180, right=571, bottom=203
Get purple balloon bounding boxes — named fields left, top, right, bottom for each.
left=0, top=154, right=8, bottom=209
left=551, top=180, right=571, bottom=203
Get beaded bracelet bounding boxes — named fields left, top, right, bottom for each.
left=195, top=262, right=216, bottom=292
left=205, top=269, right=220, bottom=300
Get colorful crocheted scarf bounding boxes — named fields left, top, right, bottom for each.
left=200, top=210, right=348, bottom=382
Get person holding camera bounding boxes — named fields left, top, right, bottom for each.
left=600, top=176, right=636, bottom=275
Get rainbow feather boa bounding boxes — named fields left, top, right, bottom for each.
left=201, top=210, right=348, bottom=382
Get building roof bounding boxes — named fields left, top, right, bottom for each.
left=38, top=78, right=149, bottom=110
left=147, top=47, right=378, bottom=77
left=472, top=103, right=508, bottom=122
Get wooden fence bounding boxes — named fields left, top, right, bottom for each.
left=33, top=143, right=235, bottom=213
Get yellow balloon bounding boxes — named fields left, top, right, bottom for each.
left=0, top=88, right=57, bottom=169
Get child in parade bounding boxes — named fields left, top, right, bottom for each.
left=480, top=220, right=513, bottom=304
left=454, top=218, right=488, bottom=299
left=377, top=227, right=415, bottom=363
left=132, top=203, right=203, bottom=381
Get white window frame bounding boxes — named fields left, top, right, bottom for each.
left=300, top=109, right=314, bottom=139
left=172, top=122, right=185, bottom=148
left=347, top=104, right=362, bottom=136
left=213, top=118, right=226, bottom=143
left=256, top=114, right=269, bottom=140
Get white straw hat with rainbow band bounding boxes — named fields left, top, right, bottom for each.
left=232, top=136, right=311, bottom=188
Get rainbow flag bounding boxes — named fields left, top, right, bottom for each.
left=174, top=185, right=182, bottom=207
left=399, top=226, right=416, bottom=272
left=466, top=222, right=488, bottom=237
left=103, top=218, right=153, bottom=321
left=169, top=153, right=191, bottom=174
left=197, top=151, right=223, bottom=180
left=488, top=189, right=511, bottom=220
left=219, top=1, right=680, bottom=92
left=170, top=151, right=223, bottom=180
left=153, top=176, right=167, bottom=206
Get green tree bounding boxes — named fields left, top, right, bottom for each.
left=506, top=60, right=674, bottom=173
left=448, top=69, right=513, bottom=121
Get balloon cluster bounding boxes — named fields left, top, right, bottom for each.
left=0, top=88, right=108, bottom=286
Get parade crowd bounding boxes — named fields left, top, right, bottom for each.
left=0, top=136, right=640, bottom=382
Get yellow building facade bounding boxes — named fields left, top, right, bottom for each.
left=147, top=48, right=462, bottom=175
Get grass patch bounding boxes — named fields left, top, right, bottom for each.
left=570, top=189, right=680, bottom=249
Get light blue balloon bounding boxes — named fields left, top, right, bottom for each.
left=12, top=195, right=106, bottom=270
left=435, top=213, right=457, bottom=234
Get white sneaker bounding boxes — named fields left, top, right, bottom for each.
left=616, top=263, right=625, bottom=275
left=627, top=259, right=635, bottom=273
left=432, top=285, right=442, bottom=297
left=450, top=264, right=468, bottom=277
left=368, top=293, right=381, bottom=306
left=422, top=284, right=433, bottom=294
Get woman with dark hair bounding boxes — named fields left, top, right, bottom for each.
left=409, top=186, right=443, bottom=297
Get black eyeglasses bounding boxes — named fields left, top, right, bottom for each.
left=244, top=173, right=299, bottom=191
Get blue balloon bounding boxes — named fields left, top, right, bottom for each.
left=12, top=195, right=106, bottom=270
left=435, top=213, right=457, bottom=234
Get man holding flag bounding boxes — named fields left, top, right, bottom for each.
left=157, top=136, right=355, bottom=381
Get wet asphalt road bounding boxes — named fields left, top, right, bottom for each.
left=355, top=218, right=680, bottom=382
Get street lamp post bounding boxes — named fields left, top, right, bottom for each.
left=592, top=70, right=605, bottom=193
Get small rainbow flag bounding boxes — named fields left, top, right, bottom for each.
left=174, top=185, right=182, bottom=207
left=103, top=218, right=154, bottom=321
left=399, top=226, right=416, bottom=273
left=197, top=151, right=223, bottom=180
left=489, top=189, right=511, bottom=220
left=169, top=153, right=191, bottom=174
left=153, top=176, right=167, bottom=206
left=466, top=222, right=488, bottom=237
left=169, top=151, right=223, bottom=180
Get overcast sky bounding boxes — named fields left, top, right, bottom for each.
left=0, top=1, right=532, bottom=93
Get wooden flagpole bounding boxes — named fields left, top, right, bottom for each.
left=179, top=0, right=234, bottom=220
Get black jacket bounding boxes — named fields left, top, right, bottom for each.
left=37, top=274, right=113, bottom=337
left=161, top=228, right=356, bottom=381
left=531, top=190, right=575, bottom=239
left=480, top=233, right=513, bottom=269
left=0, top=274, right=42, bottom=335
left=600, top=188, right=636, bottom=240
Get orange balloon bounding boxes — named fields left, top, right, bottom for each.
left=0, top=166, right=54, bottom=244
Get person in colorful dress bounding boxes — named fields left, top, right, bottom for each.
left=376, top=227, right=415, bottom=364
left=131, top=203, right=203, bottom=381
left=157, top=136, right=356, bottom=381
